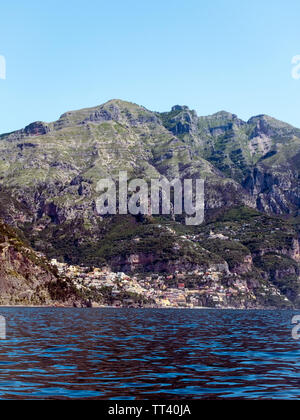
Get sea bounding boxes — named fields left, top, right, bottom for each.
left=0, top=307, right=299, bottom=400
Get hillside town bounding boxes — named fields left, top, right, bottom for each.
left=50, top=258, right=287, bottom=309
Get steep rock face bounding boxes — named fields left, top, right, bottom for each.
left=110, top=252, right=229, bottom=274
left=160, top=108, right=300, bottom=215
left=242, top=165, right=300, bottom=215
left=0, top=219, right=79, bottom=305
left=0, top=245, right=54, bottom=304
left=163, top=105, right=199, bottom=137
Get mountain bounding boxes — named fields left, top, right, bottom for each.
left=1, top=99, right=298, bottom=217
left=0, top=100, right=254, bottom=214
left=0, top=99, right=299, bottom=308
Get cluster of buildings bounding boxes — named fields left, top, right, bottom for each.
left=50, top=259, right=148, bottom=306
left=50, top=258, right=272, bottom=308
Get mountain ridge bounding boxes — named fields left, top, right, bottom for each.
left=0, top=99, right=299, bottom=218
left=0, top=99, right=299, bottom=308
left=3, top=99, right=299, bottom=137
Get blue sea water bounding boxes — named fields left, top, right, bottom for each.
left=0, top=308, right=299, bottom=400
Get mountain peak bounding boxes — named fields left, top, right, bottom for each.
left=171, top=105, right=190, bottom=112
left=247, top=114, right=294, bottom=128
left=211, top=111, right=239, bottom=120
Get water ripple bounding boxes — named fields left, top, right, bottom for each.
left=0, top=308, right=299, bottom=399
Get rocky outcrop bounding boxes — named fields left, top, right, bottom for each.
left=242, top=166, right=300, bottom=215
left=0, top=219, right=82, bottom=306
left=166, top=106, right=199, bottom=136
left=110, top=252, right=228, bottom=274
left=24, top=121, right=51, bottom=137
left=230, top=254, right=253, bottom=275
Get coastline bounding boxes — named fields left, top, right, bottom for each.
left=0, top=304, right=295, bottom=310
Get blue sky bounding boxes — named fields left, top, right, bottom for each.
left=1, top=0, right=300, bottom=133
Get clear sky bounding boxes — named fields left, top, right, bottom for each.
left=1, top=0, right=300, bottom=133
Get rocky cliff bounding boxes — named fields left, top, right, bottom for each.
left=160, top=107, right=300, bottom=215
left=0, top=219, right=81, bottom=305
